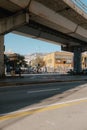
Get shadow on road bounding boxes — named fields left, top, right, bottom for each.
left=0, top=81, right=87, bottom=115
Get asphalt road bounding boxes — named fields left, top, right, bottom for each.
left=0, top=81, right=87, bottom=130
left=0, top=80, right=87, bottom=114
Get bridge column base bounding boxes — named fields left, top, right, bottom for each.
left=73, top=47, right=82, bottom=74
left=0, top=35, right=5, bottom=78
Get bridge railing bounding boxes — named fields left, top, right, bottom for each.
left=71, top=0, right=87, bottom=13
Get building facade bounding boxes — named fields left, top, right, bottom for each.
left=44, top=51, right=87, bottom=73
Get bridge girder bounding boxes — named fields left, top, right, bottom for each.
left=0, top=12, right=29, bottom=35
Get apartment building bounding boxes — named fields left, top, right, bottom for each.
left=44, top=51, right=87, bottom=73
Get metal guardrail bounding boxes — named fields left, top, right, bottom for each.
left=71, top=0, right=87, bottom=13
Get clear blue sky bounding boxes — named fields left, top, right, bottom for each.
left=4, top=0, right=87, bottom=55
left=5, top=33, right=61, bottom=55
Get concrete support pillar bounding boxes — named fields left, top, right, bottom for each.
left=0, top=35, right=5, bottom=77
left=73, top=47, right=82, bottom=74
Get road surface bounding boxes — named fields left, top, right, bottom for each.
left=0, top=81, right=87, bottom=130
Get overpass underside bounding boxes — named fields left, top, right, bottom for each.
left=0, top=0, right=87, bottom=76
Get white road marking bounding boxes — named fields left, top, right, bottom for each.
left=27, top=88, right=60, bottom=94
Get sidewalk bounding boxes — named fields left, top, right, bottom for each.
left=0, top=81, right=87, bottom=130
left=0, top=74, right=87, bottom=87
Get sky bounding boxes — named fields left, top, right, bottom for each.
left=4, top=0, right=87, bottom=55
left=5, top=33, right=61, bottom=55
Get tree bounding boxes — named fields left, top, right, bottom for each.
left=4, top=54, right=10, bottom=65
left=5, top=53, right=27, bottom=70
left=31, top=56, right=45, bottom=73
left=16, top=54, right=27, bottom=67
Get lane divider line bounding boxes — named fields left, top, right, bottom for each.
left=27, top=88, right=60, bottom=94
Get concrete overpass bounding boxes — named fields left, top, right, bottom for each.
left=0, top=0, right=87, bottom=77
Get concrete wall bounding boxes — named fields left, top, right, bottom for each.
left=0, top=36, right=5, bottom=77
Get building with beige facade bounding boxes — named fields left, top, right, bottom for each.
left=43, top=51, right=87, bottom=73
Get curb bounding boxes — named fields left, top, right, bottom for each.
left=0, top=78, right=87, bottom=87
